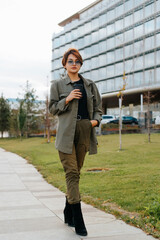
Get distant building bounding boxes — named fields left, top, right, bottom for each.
left=51, top=0, right=160, bottom=118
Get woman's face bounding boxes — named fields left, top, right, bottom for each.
left=64, top=54, right=81, bottom=74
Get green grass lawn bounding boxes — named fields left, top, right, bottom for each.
left=0, top=134, right=160, bottom=238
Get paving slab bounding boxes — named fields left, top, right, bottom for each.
left=0, top=148, right=156, bottom=240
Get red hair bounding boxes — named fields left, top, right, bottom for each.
left=62, top=48, right=83, bottom=67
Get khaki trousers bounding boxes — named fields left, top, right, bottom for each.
left=59, top=119, right=92, bottom=204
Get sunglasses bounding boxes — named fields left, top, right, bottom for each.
left=67, top=60, right=81, bottom=66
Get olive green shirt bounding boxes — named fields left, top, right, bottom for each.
left=49, top=74, right=102, bottom=155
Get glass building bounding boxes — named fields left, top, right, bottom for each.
left=51, top=0, right=160, bottom=117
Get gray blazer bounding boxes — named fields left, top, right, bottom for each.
left=49, top=74, right=102, bottom=155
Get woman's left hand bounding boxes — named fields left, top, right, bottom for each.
left=90, top=120, right=98, bottom=127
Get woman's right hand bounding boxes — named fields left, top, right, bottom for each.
left=65, top=89, right=82, bottom=104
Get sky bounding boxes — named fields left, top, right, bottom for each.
left=0, top=0, right=95, bottom=100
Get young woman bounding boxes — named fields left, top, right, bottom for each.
left=49, top=48, right=102, bottom=236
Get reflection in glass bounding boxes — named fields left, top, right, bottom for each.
left=145, top=3, right=154, bottom=18
left=134, top=24, right=143, bottom=38
left=125, top=59, right=133, bottom=73
left=156, top=33, right=160, bottom=47
left=124, top=14, right=133, bottom=28
left=107, top=51, right=115, bottom=64
left=145, top=20, right=155, bottom=34
left=99, top=54, right=107, bottom=66
left=115, top=48, right=123, bottom=61
left=156, top=16, right=160, bottom=30
left=145, top=36, right=154, bottom=51
left=134, top=72, right=143, bottom=87
left=115, top=62, right=123, bottom=75
left=107, top=65, right=114, bottom=77
left=144, top=70, right=154, bottom=85
left=115, top=33, right=123, bottom=47
left=156, top=50, right=160, bottom=65
left=115, top=19, right=123, bottom=32
left=124, top=29, right=133, bottom=42
left=107, top=37, right=115, bottom=50
left=145, top=52, right=154, bottom=68
left=99, top=28, right=107, bottom=39
left=134, top=9, right=143, bottom=23
left=107, top=23, right=115, bottom=36
left=125, top=44, right=133, bottom=58
left=134, top=56, right=143, bottom=71
left=99, top=41, right=107, bottom=53
left=156, top=67, right=160, bottom=82
left=134, top=40, right=144, bottom=55
left=99, top=67, right=107, bottom=80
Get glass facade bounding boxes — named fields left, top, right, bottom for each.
left=51, top=0, right=160, bottom=101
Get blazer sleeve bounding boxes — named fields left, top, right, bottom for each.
left=92, top=82, right=103, bottom=126
left=49, top=81, right=70, bottom=116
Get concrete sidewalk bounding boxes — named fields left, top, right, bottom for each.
left=0, top=147, right=156, bottom=240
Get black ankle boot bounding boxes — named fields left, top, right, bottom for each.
left=64, top=198, right=74, bottom=227
left=71, top=202, right=87, bottom=236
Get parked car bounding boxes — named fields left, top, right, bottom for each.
left=101, top=115, right=116, bottom=124
left=109, top=116, right=138, bottom=125
left=155, top=116, right=160, bottom=125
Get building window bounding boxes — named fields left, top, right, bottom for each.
left=157, top=0, right=160, bottom=12
left=107, top=51, right=115, bottom=64
left=107, top=65, right=114, bottom=77
left=91, top=43, right=99, bottom=55
left=134, top=71, right=143, bottom=87
left=99, top=54, right=107, bottom=66
left=91, top=17, right=99, bottom=30
left=157, top=50, right=160, bottom=65
left=53, top=37, right=59, bottom=48
left=145, top=19, right=155, bottom=35
left=106, top=79, right=114, bottom=92
left=99, top=13, right=107, bottom=26
left=91, top=56, right=99, bottom=69
left=83, top=71, right=91, bottom=79
left=99, top=67, right=107, bottom=80
left=99, top=27, right=107, bottom=40
left=125, top=44, right=133, bottom=58
left=115, top=77, right=122, bottom=91
left=134, top=56, right=143, bottom=71
left=145, top=35, right=154, bottom=51
left=107, top=37, right=115, bottom=50
left=107, top=23, right=115, bottom=36
left=144, top=69, right=154, bottom=85
left=84, top=34, right=91, bottom=46
left=134, top=24, right=143, bottom=39
left=124, top=28, right=133, bottom=42
left=107, top=9, right=115, bottom=22
left=156, top=33, right=160, bottom=48
left=156, top=67, right=160, bottom=82
left=85, top=46, right=91, bottom=58
left=126, top=74, right=133, bottom=88
left=115, top=48, right=123, bottom=62
left=115, top=19, right=123, bottom=33
left=134, top=8, right=144, bottom=23
left=115, top=62, right=123, bottom=75
left=124, top=14, right=133, bottom=28
left=134, top=40, right=144, bottom=56
left=99, top=41, right=107, bottom=53
left=115, top=4, right=124, bottom=18
left=77, top=38, right=84, bottom=48
left=91, top=69, right=99, bottom=81
left=115, top=33, right=123, bottom=47
left=124, top=0, right=134, bottom=13
left=145, top=52, right=155, bottom=68
left=156, top=16, right=160, bottom=30
left=144, top=3, right=154, bottom=18
left=125, top=59, right=133, bottom=73
left=84, top=21, right=91, bottom=34
left=91, top=31, right=99, bottom=43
